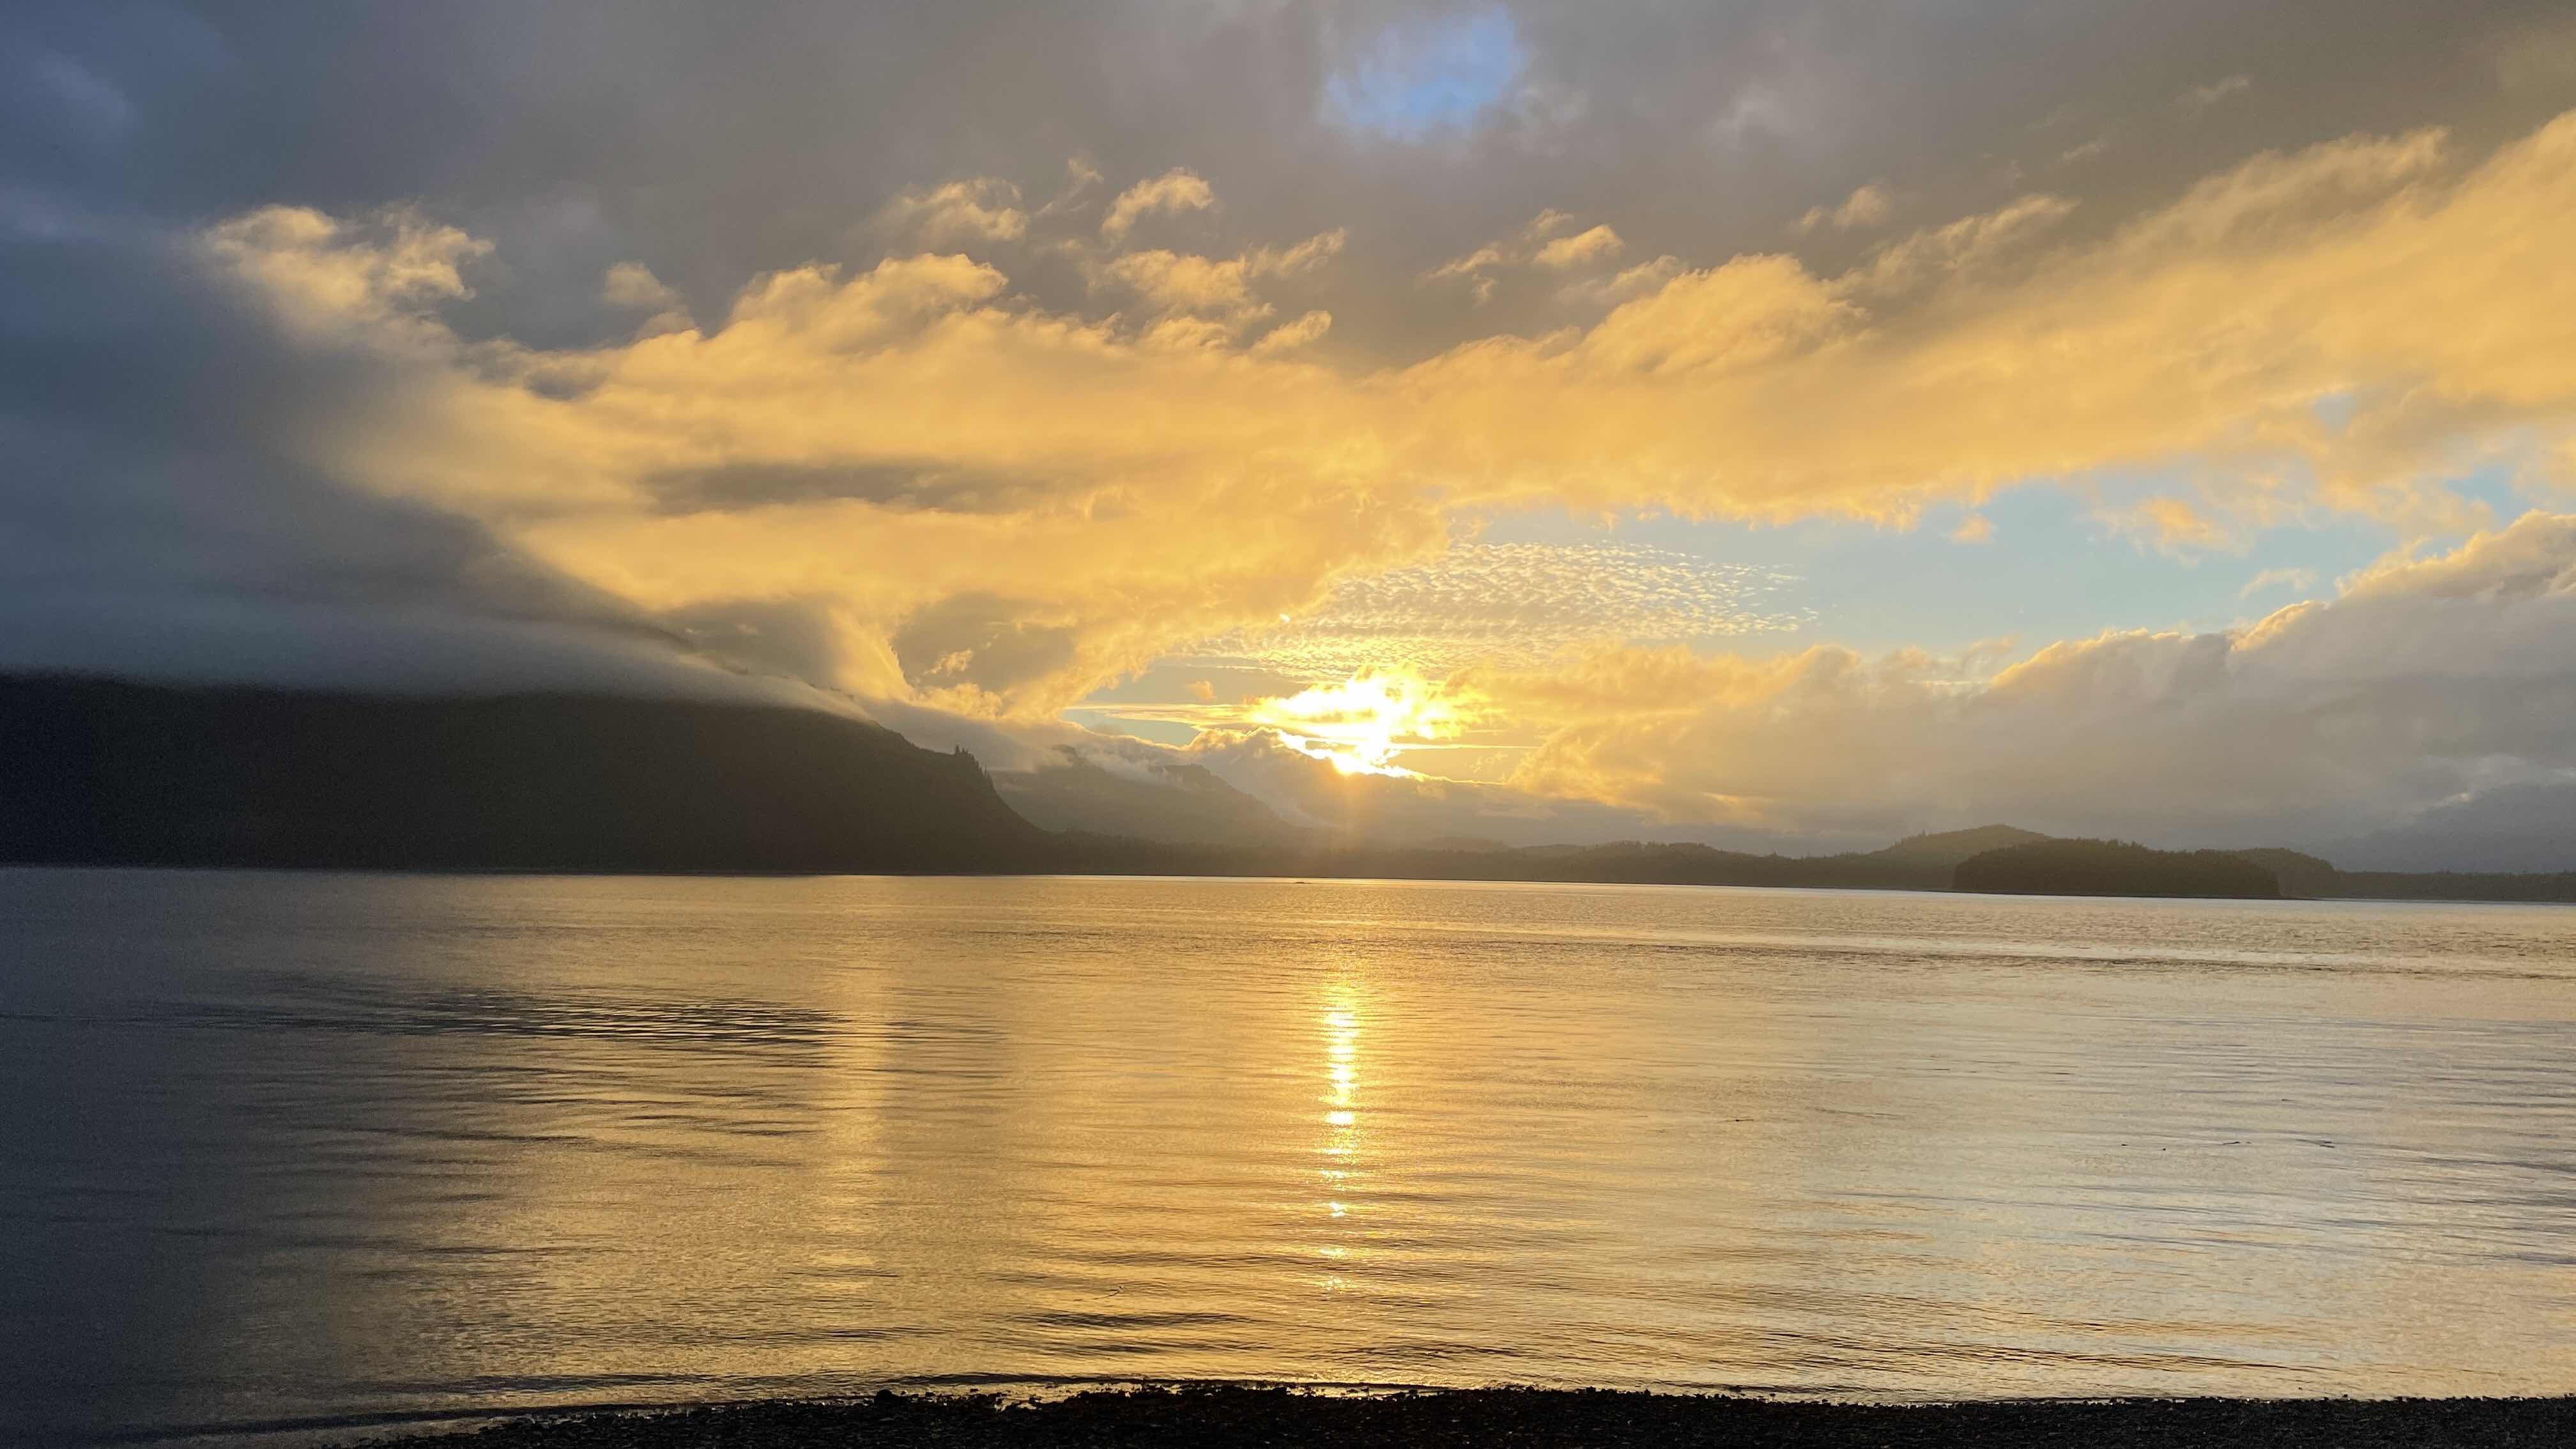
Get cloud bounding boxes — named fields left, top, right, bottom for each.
left=1250, top=228, right=1347, bottom=275
left=1557, top=254, right=1686, bottom=308
left=1036, top=156, right=1105, bottom=218
left=194, top=205, right=487, bottom=345
left=1101, top=249, right=1269, bottom=323
left=2238, top=566, right=2317, bottom=599
left=1251, top=309, right=1332, bottom=353
left=1489, top=514, right=2576, bottom=851
left=2483, top=13, right=2576, bottom=93
left=2122, top=496, right=2237, bottom=555
left=164, top=108, right=2576, bottom=733
left=601, top=261, right=682, bottom=312
left=2177, top=74, right=2252, bottom=116
left=1531, top=223, right=1623, bottom=270
left=1522, top=209, right=1577, bottom=241
left=1095, top=229, right=1343, bottom=330
left=1843, top=192, right=2076, bottom=294
left=0, top=224, right=806, bottom=710
left=24, top=50, right=135, bottom=144
left=1197, top=542, right=1812, bottom=679
left=1797, top=181, right=1896, bottom=233
left=1100, top=167, right=1216, bottom=241
left=872, top=177, right=1029, bottom=245
left=1422, top=243, right=1506, bottom=302
left=1949, top=513, right=1995, bottom=544
left=1427, top=210, right=1623, bottom=298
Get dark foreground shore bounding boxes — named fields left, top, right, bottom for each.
left=382, top=1387, right=2576, bottom=1448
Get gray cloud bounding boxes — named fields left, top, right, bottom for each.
left=10, top=4, right=2564, bottom=358
left=889, top=593, right=1083, bottom=696
left=642, top=462, right=1052, bottom=517
left=0, top=223, right=799, bottom=702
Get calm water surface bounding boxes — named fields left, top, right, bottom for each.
left=3, top=870, right=2573, bottom=1441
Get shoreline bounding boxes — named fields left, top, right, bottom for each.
left=372, top=1386, right=2576, bottom=1448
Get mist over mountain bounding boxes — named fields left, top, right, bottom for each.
left=993, top=748, right=1314, bottom=850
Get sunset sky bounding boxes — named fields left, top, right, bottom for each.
left=7, top=2, right=2576, bottom=864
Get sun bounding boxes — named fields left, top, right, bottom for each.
left=1248, top=670, right=1471, bottom=776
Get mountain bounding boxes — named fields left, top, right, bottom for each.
left=6, top=673, right=2570, bottom=902
left=992, top=748, right=1312, bottom=848
left=2226, top=847, right=2576, bottom=904
left=1956, top=838, right=2281, bottom=899
left=2226, top=848, right=2340, bottom=898
left=1869, top=824, right=2052, bottom=870
left=0, top=675, right=1047, bottom=873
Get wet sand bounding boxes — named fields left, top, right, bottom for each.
left=381, top=1386, right=2576, bottom=1447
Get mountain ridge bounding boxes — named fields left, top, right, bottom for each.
left=0, top=675, right=1048, bottom=873
left=4, top=675, right=2570, bottom=902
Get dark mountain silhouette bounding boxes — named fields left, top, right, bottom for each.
left=0, top=675, right=1047, bottom=873
left=1956, top=838, right=2281, bottom=899
left=2226, top=848, right=2340, bottom=899
left=5, top=673, right=2571, bottom=902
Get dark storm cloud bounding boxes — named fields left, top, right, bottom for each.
left=10, top=3, right=2565, bottom=356
left=0, top=222, right=785, bottom=698
left=8, top=0, right=2563, bottom=411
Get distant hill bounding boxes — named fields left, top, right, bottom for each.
left=1869, top=824, right=2051, bottom=870
left=0, top=675, right=1047, bottom=873
left=2323, top=868, right=2576, bottom=903
left=2225, top=848, right=2340, bottom=899
left=1956, top=838, right=2281, bottom=899
left=2226, top=847, right=2576, bottom=904
left=1059, top=834, right=1988, bottom=893
left=993, top=748, right=1311, bottom=848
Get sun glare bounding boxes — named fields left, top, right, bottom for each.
left=1250, top=671, right=1473, bottom=776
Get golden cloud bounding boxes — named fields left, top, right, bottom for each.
left=194, top=112, right=2576, bottom=728
left=1100, top=167, right=1216, bottom=241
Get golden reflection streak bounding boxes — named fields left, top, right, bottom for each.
left=1314, top=976, right=1369, bottom=1292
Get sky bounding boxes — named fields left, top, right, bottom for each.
left=6, top=1, right=2576, bottom=866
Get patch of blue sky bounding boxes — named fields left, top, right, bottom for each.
left=2442, top=457, right=2550, bottom=519
left=1321, top=8, right=1524, bottom=142
left=1469, top=483, right=2428, bottom=659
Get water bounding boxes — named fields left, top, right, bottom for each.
left=3, top=869, right=2572, bottom=1442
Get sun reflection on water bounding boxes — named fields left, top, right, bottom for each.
left=1315, top=976, right=1370, bottom=1292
